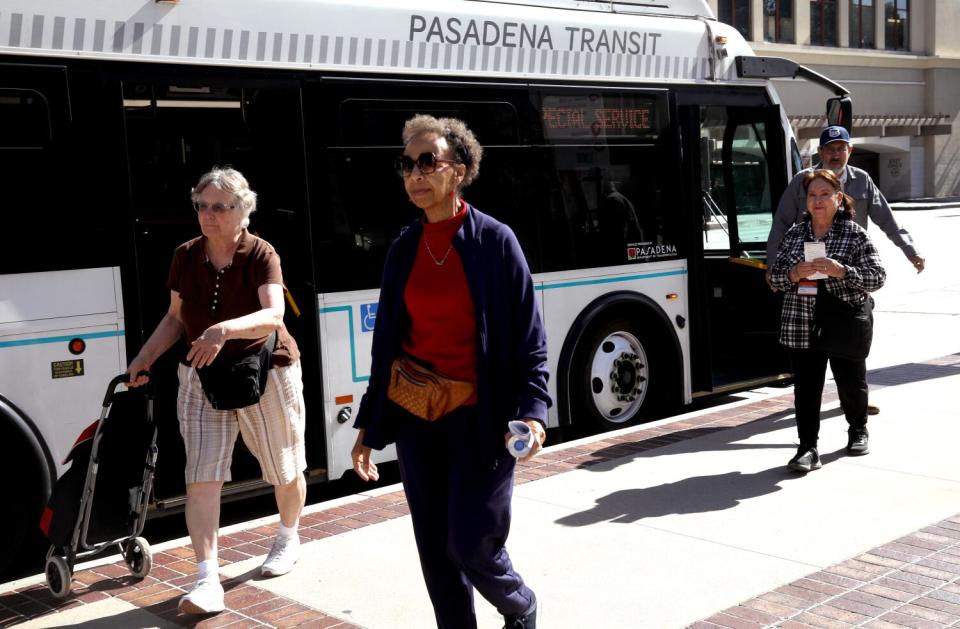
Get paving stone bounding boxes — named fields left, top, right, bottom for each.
left=910, top=595, right=960, bottom=616
left=794, top=611, right=853, bottom=629
left=704, top=612, right=764, bottom=628
left=917, top=557, right=960, bottom=575
left=254, top=602, right=314, bottom=624
left=742, top=597, right=796, bottom=619
left=808, top=571, right=863, bottom=590
left=884, top=570, right=946, bottom=590
left=793, top=579, right=846, bottom=597
left=858, top=583, right=916, bottom=603
left=865, top=618, right=923, bottom=629
left=842, top=559, right=890, bottom=576
left=722, top=605, right=780, bottom=625
left=856, top=553, right=907, bottom=570
left=807, top=604, right=871, bottom=625
left=828, top=596, right=885, bottom=617
left=927, top=588, right=960, bottom=605
left=902, top=563, right=954, bottom=582
left=841, top=590, right=902, bottom=610
left=776, top=584, right=831, bottom=604
left=898, top=602, right=960, bottom=625
left=878, top=609, right=937, bottom=628
left=759, top=590, right=809, bottom=611
left=272, top=610, right=331, bottom=628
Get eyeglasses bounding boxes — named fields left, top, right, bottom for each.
left=193, top=201, right=237, bottom=214
left=394, top=152, right=459, bottom=178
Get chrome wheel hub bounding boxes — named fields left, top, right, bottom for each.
left=589, top=331, right=648, bottom=423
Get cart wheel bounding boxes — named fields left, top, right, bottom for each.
left=45, top=555, right=72, bottom=599
left=123, top=537, right=152, bottom=579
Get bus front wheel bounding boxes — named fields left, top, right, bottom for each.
left=570, top=317, right=673, bottom=432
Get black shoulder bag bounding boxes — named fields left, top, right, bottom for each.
left=196, top=332, right=277, bottom=410
left=810, top=286, right=874, bottom=361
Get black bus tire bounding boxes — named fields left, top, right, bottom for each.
left=0, top=412, right=50, bottom=579
left=569, top=315, right=677, bottom=432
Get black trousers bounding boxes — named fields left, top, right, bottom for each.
left=393, top=403, right=534, bottom=629
left=790, top=348, right=868, bottom=449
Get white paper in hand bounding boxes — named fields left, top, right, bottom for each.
left=803, top=242, right=828, bottom=280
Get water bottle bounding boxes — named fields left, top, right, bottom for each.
left=507, top=420, right=534, bottom=458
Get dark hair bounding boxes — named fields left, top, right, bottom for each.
left=401, top=114, right=483, bottom=188
left=802, top=169, right=856, bottom=220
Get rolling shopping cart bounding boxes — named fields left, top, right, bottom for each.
left=39, top=372, right=158, bottom=598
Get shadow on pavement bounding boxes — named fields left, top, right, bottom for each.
left=574, top=407, right=846, bottom=474
left=556, top=446, right=849, bottom=527
left=868, top=356, right=960, bottom=387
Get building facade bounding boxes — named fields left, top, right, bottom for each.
left=708, top=0, right=960, bottom=200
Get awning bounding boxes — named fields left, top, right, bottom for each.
left=789, top=113, right=952, bottom=140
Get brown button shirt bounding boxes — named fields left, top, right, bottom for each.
left=167, top=230, right=300, bottom=367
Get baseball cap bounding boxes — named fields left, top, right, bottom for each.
left=819, top=125, right=851, bottom=147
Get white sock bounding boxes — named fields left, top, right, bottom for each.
left=277, top=522, right=298, bottom=539
left=197, top=558, right=219, bottom=581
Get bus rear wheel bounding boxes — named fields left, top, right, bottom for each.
left=570, top=317, right=671, bottom=432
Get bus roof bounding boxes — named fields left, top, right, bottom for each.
left=0, top=0, right=754, bottom=84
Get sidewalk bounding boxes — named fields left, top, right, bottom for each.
left=2, top=353, right=959, bottom=628
left=889, top=197, right=960, bottom=211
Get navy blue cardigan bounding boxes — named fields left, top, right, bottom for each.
left=353, top=204, right=551, bottom=461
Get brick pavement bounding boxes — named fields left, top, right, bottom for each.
left=2, top=353, right=958, bottom=628
left=692, top=519, right=960, bottom=629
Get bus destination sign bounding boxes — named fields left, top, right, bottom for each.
left=541, top=94, right=661, bottom=141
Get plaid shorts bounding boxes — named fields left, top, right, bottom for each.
left=176, top=360, right=307, bottom=486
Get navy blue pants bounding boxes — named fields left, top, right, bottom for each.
left=393, top=402, right=534, bottom=629
left=790, top=348, right=868, bottom=448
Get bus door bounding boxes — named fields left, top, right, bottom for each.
left=683, top=100, right=790, bottom=393
left=122, top=74, right=318, bottom=504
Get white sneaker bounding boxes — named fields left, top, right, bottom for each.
left=178, top=578, right=225, bottom=615
left=260, top=533, right=300, bottom=577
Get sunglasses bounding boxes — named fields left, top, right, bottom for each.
left=394, top=152, right=459, bottom=178
left=193, top=201, right=237, bottom=214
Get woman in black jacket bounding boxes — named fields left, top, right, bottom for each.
left=350, top=115, right=550, bottom=629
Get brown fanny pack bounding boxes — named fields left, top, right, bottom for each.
left=386, top=355, right=475, bottom=421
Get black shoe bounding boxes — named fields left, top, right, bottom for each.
left=867, top=404, right=880, bottom=415
left=788, top=446, right=822, bottom=473
left=847, top=427, right=870, bottom=455
left=503, top=592, right=537, bottom=629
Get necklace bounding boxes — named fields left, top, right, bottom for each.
left=423, top=234, right=453, bottom=266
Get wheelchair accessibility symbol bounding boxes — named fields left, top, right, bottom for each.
left=360, top=303, right=377, bottom=332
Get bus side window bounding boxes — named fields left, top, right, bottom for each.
left=701, top=106, right=731, bottom=251
left=729, top=120, right=773, bottom=247
left=0, top=88, right=52, bottom=148
left=533, top=144, right=675, bottom=271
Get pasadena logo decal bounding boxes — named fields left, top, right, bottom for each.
left=627, top=242, right=678, bottom=261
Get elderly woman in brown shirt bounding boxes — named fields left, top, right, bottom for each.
left=126, top=167, right=306, bottom=615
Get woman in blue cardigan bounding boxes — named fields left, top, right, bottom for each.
left=350, top=114, right=550, bottom=629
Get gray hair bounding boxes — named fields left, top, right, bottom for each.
left=191, top=167, right=258, bottom=229
left=401, top=115, right=483, bottom=188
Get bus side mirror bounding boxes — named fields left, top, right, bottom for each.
left=826, top=96, right=852, bottom=132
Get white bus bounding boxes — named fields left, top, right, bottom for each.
left=0, top=0, right=850, bottom=574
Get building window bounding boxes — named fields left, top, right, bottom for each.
left=764, top=0, right=795, bottom=43
left=849, top=0, right=875, bottom=48
left=718, top=0, right=751, bottom=39
left=884, top=0, right=908, bottom=50
left=810, top=0, right=838, bottom=46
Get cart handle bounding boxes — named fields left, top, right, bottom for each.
left=103, top=371, right=150, bottom=407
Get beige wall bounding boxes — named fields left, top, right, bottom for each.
left=927, top=68, right=960, bottom=196
left=712, top=1, right=960, bottom=198
left=930, top=0, right=960, bottom=57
